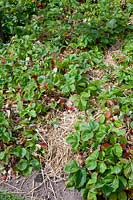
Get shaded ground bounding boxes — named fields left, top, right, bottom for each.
left=0, top=171, right=82, bottom=200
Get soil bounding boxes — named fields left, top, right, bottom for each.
left=0, top=171, right=82, bottom=200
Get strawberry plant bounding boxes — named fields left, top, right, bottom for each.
left=65, top=26, right=133, bottom=199
left=0, top=0, right=132, bottom=187
left=65, top=117, right=133, bottom=200
left=64, top=17, right=133, bottom=199
left=0, top=191, right=24, bottom=200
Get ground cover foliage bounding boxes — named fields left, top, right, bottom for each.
left=0, top=191, right=24, bottom=200
left=0, top=0, right=133, bottom=199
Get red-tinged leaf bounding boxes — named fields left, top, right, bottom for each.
left=130, top=128, right=133, bottom=134
left=101, top=143, right=111, bottom=150
left=1, top=57, right=6, bottom=64
left=12, top=171, right=16, bottom=177
left=32, top=75, right=38, bottom=81
left=37, top=2, right=44, bottom=9
left=10, top=53, right=14, bottom=58
left=107, top=99, right=118, bottom=107
left=44, top=82, right=48, bottom=90
left=58, top=99, right=65, bottom=105
left=130, top=146, right=133, bottom=150
left=57, top=99, right=65, bottom=109
left=40, top=142, right=48, bottom=148
left=52, top=66, right=58, bottom=71
left=66, top=106, right=75, bottom=111
left=51, top=59, right=58, bottom=70
left=123, top=149, right=130, bottom=158
left=1, top=175, right=7, bottom=181
left=14, top=117, right=21, bottom=123
left=110, top=117, right=115, bottom=122
left=104, top=111, right=112, bottom=119
left=120, top=144, right=126, bottom=149
left=39, top=82, right=48, bottom=90
left=38, top=15, right=44, bottom=19
left=39, top=156, right=44, bottom=162
left=103, top=143, right=111, bottom=147
left=123, top=114, right=129, bottom=123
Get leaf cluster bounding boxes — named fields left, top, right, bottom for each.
left=0, top=0, right=132, bottom=185
left=65, top=117, right=133, bottom=199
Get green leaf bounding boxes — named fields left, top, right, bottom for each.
left=81, top=131, right=94, bottom=141
left=79, top=98, right=87, bottom=110
left=0, top=164, right=4, bottom=172
left=107, top=19, right=117, bottom=29
left=119, top=176, right=127, bottom=188
left=30, top=159, right=40, bottom=170
left=76, top=169, right=87, bottom=188
left=17, top=100, right=23, bottom=114
left=66, top=132, right=80, bottom=151
left=111, top=165, right=122, bottom=174
left=114, top=120, right=122, bottom=128
left=104, top=174, right=115, bottom=184
left=109, top=193, right=117, bottom=200
left=81, top=92, right=90, bottom=99
left=91, top=172, right=98, bottom=183
left=87, top=172, right=98, bottom=185
left=87, top=150, right=99, bottom=160
left=113, top=144, right=122, bottom=157
left=99, top=151, right=105, bottom=161
left=38, top=75, right=45, bottom=84
left=124, top=164, right=132, bottom=178
left=89, top=120, right=99, bottom=131
left=128, top=179, right=133, bottom=189
left=0, top=152, right=5, bottom=160
left=111, top=128, right=126, bottom=136
left=17, top=159, right=28, bottom=171
left=21, top=148, right=27, bottom=158
left=110, top=135, right=117, bottom=144
left=111, top=177, right=119, bottom=192
left=75, top=91, right=90, bottom=110
left=85, top=150, right=99, bottom=170
left=12, top=147, right=27, bottom=158
left=29, top=109, right=36, bottom=118
left=1, top=129, right=12, bottom=142
left=23, top=166, right=33, bottom=176
left=95, top=181, right=104, bottom=189
left=130, top=121, right=133, bottom=128
left=3, top=132, right=11, bottom=142
left=118, top=191, right=127, bottom=200
left=64, top=160, right=80, bottom=173
left=119, top=136, right=127, bottom=144
left=24, top=91, right=34, bottom=101
left=102, top=184, right=113, bottom=196
left=66, top=174, right=76, bottom=188
left=78, top=122, right=91, bottom=132
left=99, top=115, right=105, bottom=124
left=85, top=159, right=97, bottom=170
left=99, top=162, right=107, bottom=173
left=87, top=192, right=97, bottom=200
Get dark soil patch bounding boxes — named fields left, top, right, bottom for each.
left=0, top=171, right=82, bottom=200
